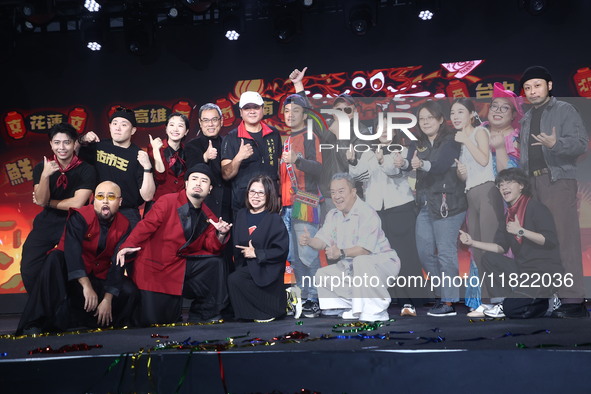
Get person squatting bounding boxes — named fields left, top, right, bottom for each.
left=16, top=65, right=589, bottom=334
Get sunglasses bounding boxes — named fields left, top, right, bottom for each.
left=95, top=194, right=120, bottom=201
left=335, top=107, right=353, bottom=114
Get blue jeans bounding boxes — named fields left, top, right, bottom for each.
left=281, top=206, right=320, bottom=301
left=415, top=206, right=466, bottom=303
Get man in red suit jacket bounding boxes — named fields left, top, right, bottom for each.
left=17, top=181, right=137, bottom=335
left=117, top=163, right=232, bottom=325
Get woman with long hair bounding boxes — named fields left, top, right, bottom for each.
left=412, top=100, right=467, bottom=317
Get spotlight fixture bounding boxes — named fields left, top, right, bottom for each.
left=168, top=7, right=179, bottom=18
left=84, top=0, right=101, bottom=13
left=519, top=0, right=548, bottom=15
left=418, top=10, right=433, bottom=20
left=87, top=41, right=101, bottom=51
left=225, top=30, right=239, bottom=40
left=349, top=5, right=372, bottom=35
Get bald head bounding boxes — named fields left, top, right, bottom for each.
left=94, top=181, right=122, bottom=221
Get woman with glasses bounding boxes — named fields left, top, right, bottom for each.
left=227, top=175, right=289, bottom=322
left=146, top=112, right=190, bottom=213
left=412, top=100, right=467, bottom=317
left=487, top=83, right=523, bottom=174
left=452, top=98, right=505, bottom=317
left=459, top=168, right=563, bottom=318
left=347, top=110, right=422, bottom=317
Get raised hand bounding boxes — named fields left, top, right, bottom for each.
left=149, top=134, right=163, bottom=151
left=137, top=150, right=152, bottom=170
left=282, top=149, right=296, bottom=164
left=375, top=149, right=384, bottom=165
left=507, top=216, right=522, bottom=236
left=204, top=139, right=218, bottom=162
left=454, top=129, right=468, bottom=144
left=411, top=150, right=422, bottom=170
left=208, top=217, right=232, bottom=236
left=236, top=240, right=256, bottom=259
left=393, top=151, right=404, bottom=168
left=80, top=131, right=100, bottom=144
left=299, top=227, right=311, bottom=246
left=531, top=127, right=557, bottom=148
left=289, top=67, right=308, bottom=84
left=345, top=148, right=355, bottom=162
left=236, top=139, right=254, bottom=161
left=41, top=156, right=60, bottom=178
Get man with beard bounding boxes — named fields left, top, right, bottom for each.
left=117, top=164, right=232, bottom=325
left=17, top=181, right=137, bottom=335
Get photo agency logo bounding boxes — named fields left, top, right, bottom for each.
left=305, top=99, right=418, bottom=153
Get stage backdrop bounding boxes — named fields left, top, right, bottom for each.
left=2, top=60, right=591, bottom=294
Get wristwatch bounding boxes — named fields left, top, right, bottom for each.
left=517, top=228, right=525, bottom=237
left=340, top=249, right=346, bottom=260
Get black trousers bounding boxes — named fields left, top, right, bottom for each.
left=20, top=214, right=65, bottom=293
left=17, top=250, right=138, bottom=334
left=138, top=256, right=229, bottom=326
left=228, top=265, right=285, bottom=320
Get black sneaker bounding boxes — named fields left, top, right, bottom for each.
left=551, top=302, right=589, bottom=318
left=302, top=300, right=320, bottom=318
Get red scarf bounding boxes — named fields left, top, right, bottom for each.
left=54, top=154, right=83, bottom=189
left=506, top=194, right=530, bottom=244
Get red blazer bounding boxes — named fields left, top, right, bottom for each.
left=56, top=204, right=130, bottom=280
left=148, top=140, right=186, bottom=201
left=121, top=190, right=226, bottom=295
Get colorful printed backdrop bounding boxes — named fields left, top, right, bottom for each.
left=2, top=60, right=591, bottom=294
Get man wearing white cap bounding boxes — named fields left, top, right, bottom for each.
left=221, top=91, right=282, bottom=213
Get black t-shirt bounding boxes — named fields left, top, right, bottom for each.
left=221, top=127, right=282, bottom=211
left=246, top=210, right=267, bottom=232
left=527, top=101, right=550, bottom=173
left=79, top=140, right=145, bottom=209
left=33, top=160, right=96, bottom=218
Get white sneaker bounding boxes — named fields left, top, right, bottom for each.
left=466, top=304, right=492, bottom=318
left=400, top=304, right=417, bottom=317
left=341, top=310, right=360, bottom=320
left=286, top=286, right=302, bottom=319
left=483, top=303, right=505, bottom=318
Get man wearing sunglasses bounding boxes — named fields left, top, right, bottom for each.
left=78, top=107, right=156, bottom=228
left=17, top=181, right=138, bottom=335
left=221, top=91, right=282, bottom=214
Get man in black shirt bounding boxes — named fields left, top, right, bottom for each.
left=221, top=91, right=282, bottom=213
left=20, top=123, right=96, bottom=293
left=78, top=107, right=155, bottom=228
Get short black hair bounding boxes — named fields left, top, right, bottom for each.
left=48, top=123, right=78, bottom=141
left=495, top=167, right=532, bottom=197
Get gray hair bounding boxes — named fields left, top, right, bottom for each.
left=199, top=103, right=222, bottom=118
left=331, top=172, right=355, bottom=189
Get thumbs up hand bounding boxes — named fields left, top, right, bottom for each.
left=204, top=139, right=218, bottom=162
left=411, top=150, right=422, bottom=170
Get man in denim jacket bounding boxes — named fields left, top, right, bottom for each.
left=519, top=65, right=589, bottom=318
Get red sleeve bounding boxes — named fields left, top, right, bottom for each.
left=147, top=144, right=168, bottom=185
left=120, top=198, right=165, bottom=249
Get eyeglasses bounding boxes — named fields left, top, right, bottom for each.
left=200, top=117, right=221, bottom=124
left=242, top=105, right=262, bottom=110
left=489, top=103, right=512, bottom=114
left=95, top=194, right=120, bottom=201
left=248, top=190, right=265, bottom=197
left=335, top=107, right=353, bottom=114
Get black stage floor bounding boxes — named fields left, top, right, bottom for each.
left=2, top=303, right=591, bottom=393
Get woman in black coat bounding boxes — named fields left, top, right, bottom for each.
left=228, top=175, right=289, bottom=322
